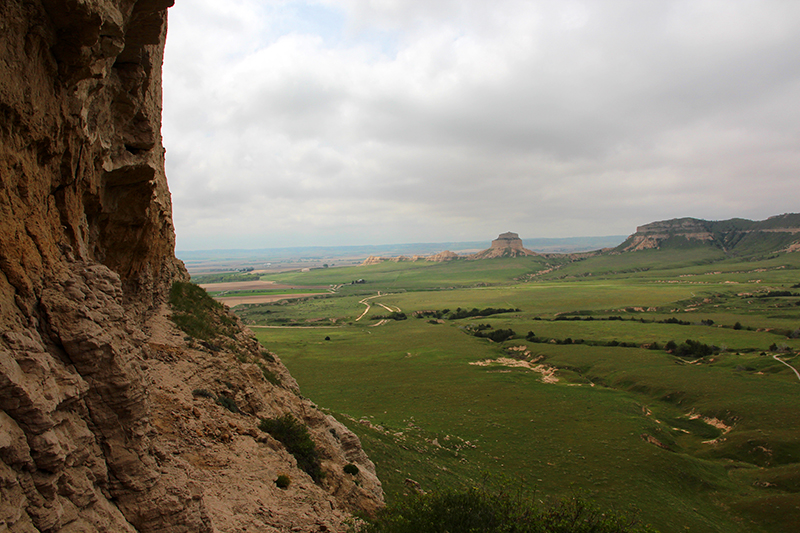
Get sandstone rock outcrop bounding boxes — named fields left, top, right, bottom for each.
left=427, top=250, right=459, bottom=262
left=360, top=251, right=458, bottom=265
left=470, top=232, right=538, bottom=259
left=0, top=1, right=382, bottom=531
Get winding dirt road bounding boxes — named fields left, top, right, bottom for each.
left=773, top=355, right=800, bottom=382
left=355, top=293, right=401, bottom=323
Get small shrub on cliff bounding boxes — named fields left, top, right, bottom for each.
left=259, top=414, right=324, bottom=483
left=344, top=463, right=360, bottom=476
left=215, top=394, right=240, bottom=414
left=257, top=362, right=281, bottom=385
left=275, top=474, right=291, bottom=489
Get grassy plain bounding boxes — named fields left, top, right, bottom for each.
left=222, top=248, right=800, bottom=532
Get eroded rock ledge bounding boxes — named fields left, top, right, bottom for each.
left=0, top=1, right=383, bottom=531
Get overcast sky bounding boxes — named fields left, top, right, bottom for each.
left=162, top=0, right=800, bottom=251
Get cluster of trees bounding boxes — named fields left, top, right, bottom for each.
left=665, top=339, right=718, bottom=358
left=473, top=328, right=517, bottom=343
left=463, top=323, right=518, bottom=342
left=414, top=307, right=520, bottom=320
left=550, top=314, right=754, bottom=331
left=525, top=331, right=645, bottom=349
left=523, top=330, right=720, bottom=358
left=756, top=290, right=799, bottom=298
left=374, top=312, right=407, bottom=321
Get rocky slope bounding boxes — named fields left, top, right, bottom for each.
left=0, top=1, right=382, bottom=531
left=616, top=214, right=800, bottom=255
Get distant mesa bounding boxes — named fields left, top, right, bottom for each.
left=616, top=213, right=800, bottom=255
left=470, top=232, right=539, bottom=259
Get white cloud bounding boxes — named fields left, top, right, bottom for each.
left=163, top=0, right=800, bottom=250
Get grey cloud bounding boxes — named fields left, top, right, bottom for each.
left=163, top=0, right=800, bottom=250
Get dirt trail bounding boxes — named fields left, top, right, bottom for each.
left=355, top=293, right=401, bottom=322
left=356, top=293, right=382, bottom=321
left=773, top=355, right=800, bottom=382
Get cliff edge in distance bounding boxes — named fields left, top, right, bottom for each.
left=616, top=214, right=800, bottom=255
left=0, top=2, right=382, bottom=532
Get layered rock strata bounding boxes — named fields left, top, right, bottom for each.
left=0, top=1, right=382, bottom=531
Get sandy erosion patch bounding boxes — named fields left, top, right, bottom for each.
left=470, top=357, right=559, bottom=384
left=687, top=411, right=733, bottom=433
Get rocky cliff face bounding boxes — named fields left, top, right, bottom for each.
left=0, top=2, right=382, bottom=531
left=617, top=215, right=800, bottom=254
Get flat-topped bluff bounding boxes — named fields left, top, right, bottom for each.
left=0, top=2, right=382, bottom=532
left=470, top=232, right=539, bottom=259
left=617, top=214, right=800, bottom=254
left=359, top=233, right=538, bottom=264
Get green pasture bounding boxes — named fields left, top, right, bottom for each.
left=242, top=251, right=800, bottom=532
left=255, top=321, right=799, bottom=532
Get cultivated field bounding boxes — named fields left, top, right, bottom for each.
left=207, top=249, right=800, bottom=532
left=201, top=280, right=331, bottom=306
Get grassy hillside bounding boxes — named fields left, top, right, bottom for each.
left=236, top=248, right=800, bottom=532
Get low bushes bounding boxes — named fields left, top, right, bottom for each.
left=351, top=486, right=656, bottom=533
left=192, top=389, right=241, bottom=413
left=259, top=414, right=324, bottom=483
